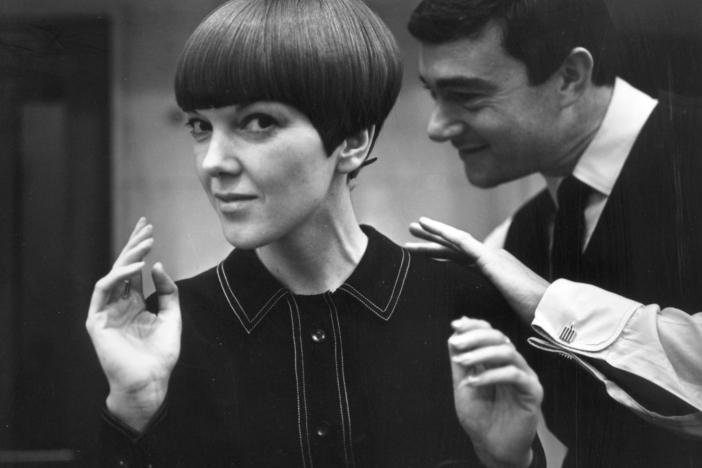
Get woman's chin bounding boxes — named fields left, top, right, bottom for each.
left=220, top=225, right=275, bottom=250
left=223, top=234, right=266, bottom=250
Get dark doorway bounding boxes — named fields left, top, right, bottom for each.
left=0, top=18, right=111, bottom=466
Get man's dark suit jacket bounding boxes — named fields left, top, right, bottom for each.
left=504, top=95, right=702, bottom=467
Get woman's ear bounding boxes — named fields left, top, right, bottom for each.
left=557, top=47, right=595, bottom=107
left=335, top=126, right=376, bottom=175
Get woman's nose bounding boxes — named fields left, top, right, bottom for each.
left=427, top=104, right=466, bottom=142
left=201, top=132, right=242, bottom=177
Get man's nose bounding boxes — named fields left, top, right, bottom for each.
left=427, top=104, right=465, bottom=142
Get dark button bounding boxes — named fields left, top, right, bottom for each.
left=315, top=422, right=330, bottom=437
left=311, top=329, right=327, bottom=343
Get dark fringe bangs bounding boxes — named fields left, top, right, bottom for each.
left=174, top=1, right=284, bottom=111
left=175, top=0, right=402, bottom=154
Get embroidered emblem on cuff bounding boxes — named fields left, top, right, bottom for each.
left=559, top=323, right=577, bottom=343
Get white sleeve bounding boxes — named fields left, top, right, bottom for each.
left=528, top=279, right=702, bottom=437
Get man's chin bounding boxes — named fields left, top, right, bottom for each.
left=463, top=166, right=501, bottom=189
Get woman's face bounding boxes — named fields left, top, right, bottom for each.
left=186, top=102, right=340, bottom=249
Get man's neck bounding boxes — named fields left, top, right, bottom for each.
left=542, top=84, right=615, bottom=178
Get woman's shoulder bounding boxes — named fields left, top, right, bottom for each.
left=361, top=224, right=494, bottom=293
left=406, top=250, right=500, bottom=299
left=175, top=263, right=221, bottom=302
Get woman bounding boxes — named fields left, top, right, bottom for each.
left=86, top=0, right=543, bottom=466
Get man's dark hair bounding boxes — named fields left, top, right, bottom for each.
left=408, top=0, right=618, bottom=86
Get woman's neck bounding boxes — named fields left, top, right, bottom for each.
left=255, top=192, right=367, bottom=295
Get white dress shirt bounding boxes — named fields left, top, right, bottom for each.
left=486, top=78, right=702, bottom=436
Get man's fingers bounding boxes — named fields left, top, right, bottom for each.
left=89, top=262, right=145, bottom=318
left=404, top=242, right=470, bottom=263
left=417, top=217, right=487, bottom=261
left=408, top=222, right=457, bottom=250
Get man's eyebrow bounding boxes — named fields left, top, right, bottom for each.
left=420, top=75, right=496, bottom=92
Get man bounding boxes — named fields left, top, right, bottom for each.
left=406, top=0, right=702, bottom=466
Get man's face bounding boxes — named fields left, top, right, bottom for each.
left=419, top=21, right=563, bottom=188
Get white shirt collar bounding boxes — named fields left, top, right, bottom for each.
left=545, top=78, right=658, bottom=200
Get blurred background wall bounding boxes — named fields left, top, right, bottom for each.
left=1, top=0, right=701, bottom=465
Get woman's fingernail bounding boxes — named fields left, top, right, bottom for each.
left=465, top=375, right=480, bottom=386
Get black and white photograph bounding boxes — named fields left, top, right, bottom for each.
left=1, top=0, right=701, bottom=466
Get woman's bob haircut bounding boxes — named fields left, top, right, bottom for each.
left=175, top=0, right=402, bottom=164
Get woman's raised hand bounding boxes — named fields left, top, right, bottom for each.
left=448, top=317, right=542, bottom=468
left=86, top=217, right=181, bottom=431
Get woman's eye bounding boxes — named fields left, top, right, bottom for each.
left=185, top=118, right=212, bottom=138
left=242, top=114, right=278, bottom=133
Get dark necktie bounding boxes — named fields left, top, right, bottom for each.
left=550, top=176, right=591, bottom=280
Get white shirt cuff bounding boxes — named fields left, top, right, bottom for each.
left=531, top=279, right=641, bottom=352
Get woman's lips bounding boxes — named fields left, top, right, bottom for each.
left=214, top=193, right=257, bottom=213
left=215, top=193, right=257, bottom=202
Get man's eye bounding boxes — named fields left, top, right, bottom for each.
left=421, top=83, right=437, bottom=100
left=242, top=114, right=278, bottom=132
left=447, top=91, right=480, bottom=103
left=185, top=118, right=211, bottom=137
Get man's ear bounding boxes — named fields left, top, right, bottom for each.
left=335, top=126, right=376, bottom=175
left=557, top=47, right=594, bottom=107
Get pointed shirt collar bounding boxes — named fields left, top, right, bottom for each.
left=215, top=225, right=411, bottom=334
left=545, top=78, right=658, bottom=200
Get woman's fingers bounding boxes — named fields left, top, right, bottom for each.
left=450, top=316, right=493, bottom=334
left=129, top=216, right=147, bottom=239
left=151, top=262, right=182, bottom=353
left=448, top=316, right=534, bottom=384
left=116, top=219, right=152, bottom=261
left=88, top=261, right=145, bottom=321
left=119, top=237, right=154, bottom=293
left=461, top=365, right=541, bottom=398
left=114, top=220, right=154, bottom=294
left=451, top=343, right=527, bottom=370
left=448, top=326, right=511, bottom=353
left=118, top=218, right=148, bottom=254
